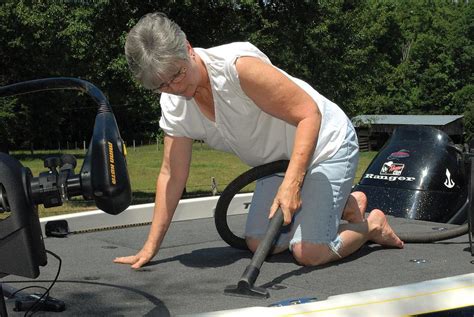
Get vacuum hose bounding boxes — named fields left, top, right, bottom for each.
left=214, top=160, right=470, bottom=249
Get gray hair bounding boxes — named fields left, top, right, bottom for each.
left=125, top=12, right=188, bottom=90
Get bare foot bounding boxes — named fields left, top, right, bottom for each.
left=342, top=191, right=367, bottom=223
left=367, top=209, right=404, bottom=248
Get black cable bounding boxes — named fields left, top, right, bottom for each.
left=24, top=250, right=62, bottom=317
left=9, top=286, right=48, bottom=298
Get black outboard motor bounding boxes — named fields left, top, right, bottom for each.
left=353, top=126, right=468, bottom=224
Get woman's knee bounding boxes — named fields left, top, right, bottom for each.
left=246, top=237, right=260, bottom=253
left=291, top=242, right=337, bottom=266
left=246, top=237, right=288, bottom=254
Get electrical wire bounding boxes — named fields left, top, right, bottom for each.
left=9, top=286, right=48, bottom=298
left=24, top=250, right=62, bottom=317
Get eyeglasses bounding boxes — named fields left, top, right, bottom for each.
left=154, top=67, right=187, bottom=92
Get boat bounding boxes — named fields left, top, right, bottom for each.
left=0, top=78, right=472, bottom=316
left=1, top=193, right=472, bottom=316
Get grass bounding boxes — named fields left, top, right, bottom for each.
left=11, top=144, right=377, bottom=217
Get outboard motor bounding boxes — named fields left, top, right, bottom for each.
left=353, top=126, right=468, bottom=224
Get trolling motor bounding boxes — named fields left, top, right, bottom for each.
left=0, top=77, right=132, bottom=278
left=0, top=78, right=132, bottom=316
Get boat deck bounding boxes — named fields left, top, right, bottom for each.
left=1, top=205, right=473, bottom=316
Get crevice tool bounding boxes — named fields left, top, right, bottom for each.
left=224, top=208, right=284, bottom=299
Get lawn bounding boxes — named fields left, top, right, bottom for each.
left=12, top=144, right=377, bottom=217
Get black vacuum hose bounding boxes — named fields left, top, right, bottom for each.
left=214, top=160, right=469, bottom=249
left=397, top=224, right=468, bottom=243
left=215, top=160, right=289, bottom=250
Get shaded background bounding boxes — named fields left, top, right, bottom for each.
left=1, top=0, right=472, bottom=152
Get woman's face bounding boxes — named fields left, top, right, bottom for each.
left=154, top=46, right=202, bottom=99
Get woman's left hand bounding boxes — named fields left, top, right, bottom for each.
left=269, top=181, right=302, bottom=225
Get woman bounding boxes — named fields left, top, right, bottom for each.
left=114, top=12, right=403, bottom=269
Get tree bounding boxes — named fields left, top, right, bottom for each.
left=0, top=0, right=472, bottom=149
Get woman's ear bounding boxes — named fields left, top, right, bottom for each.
left=186, top=41, right=195, bottom=58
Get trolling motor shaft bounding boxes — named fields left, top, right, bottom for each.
left=29, top=155, right=81, bottom=208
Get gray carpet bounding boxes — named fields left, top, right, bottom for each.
left=2, top=215, right=472, bottom=316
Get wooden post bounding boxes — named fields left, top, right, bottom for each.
left=211, top=177, right=218, bottom=196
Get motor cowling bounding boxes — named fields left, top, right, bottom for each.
left=353, top=126, right=467, bottom=224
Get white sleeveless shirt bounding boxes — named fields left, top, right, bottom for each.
left=159, top=42, right=350, bottom=167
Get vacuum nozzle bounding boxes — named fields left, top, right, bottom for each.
left=224, top=209, right=284, bottom=299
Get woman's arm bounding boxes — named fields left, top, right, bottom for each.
left=114, top=134, right=193, bottom=268
left=235, top=56, right=321, bottom=225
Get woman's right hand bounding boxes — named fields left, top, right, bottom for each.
left=113, top=246, right=157, bottom=269
left=114, top=135, right=192, bottom=270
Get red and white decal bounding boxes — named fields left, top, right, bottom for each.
left=380, top=161, right=405, bottom=176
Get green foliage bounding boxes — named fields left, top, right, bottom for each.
left=453, top=84, right=474, bottom=142
left=0, top=0, right=473, bottom=151
left=464, top=106, right=474, bottom=143
left=351, top=1, right=473, bottom=120
left=0, top=0, right=160, bottom=149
